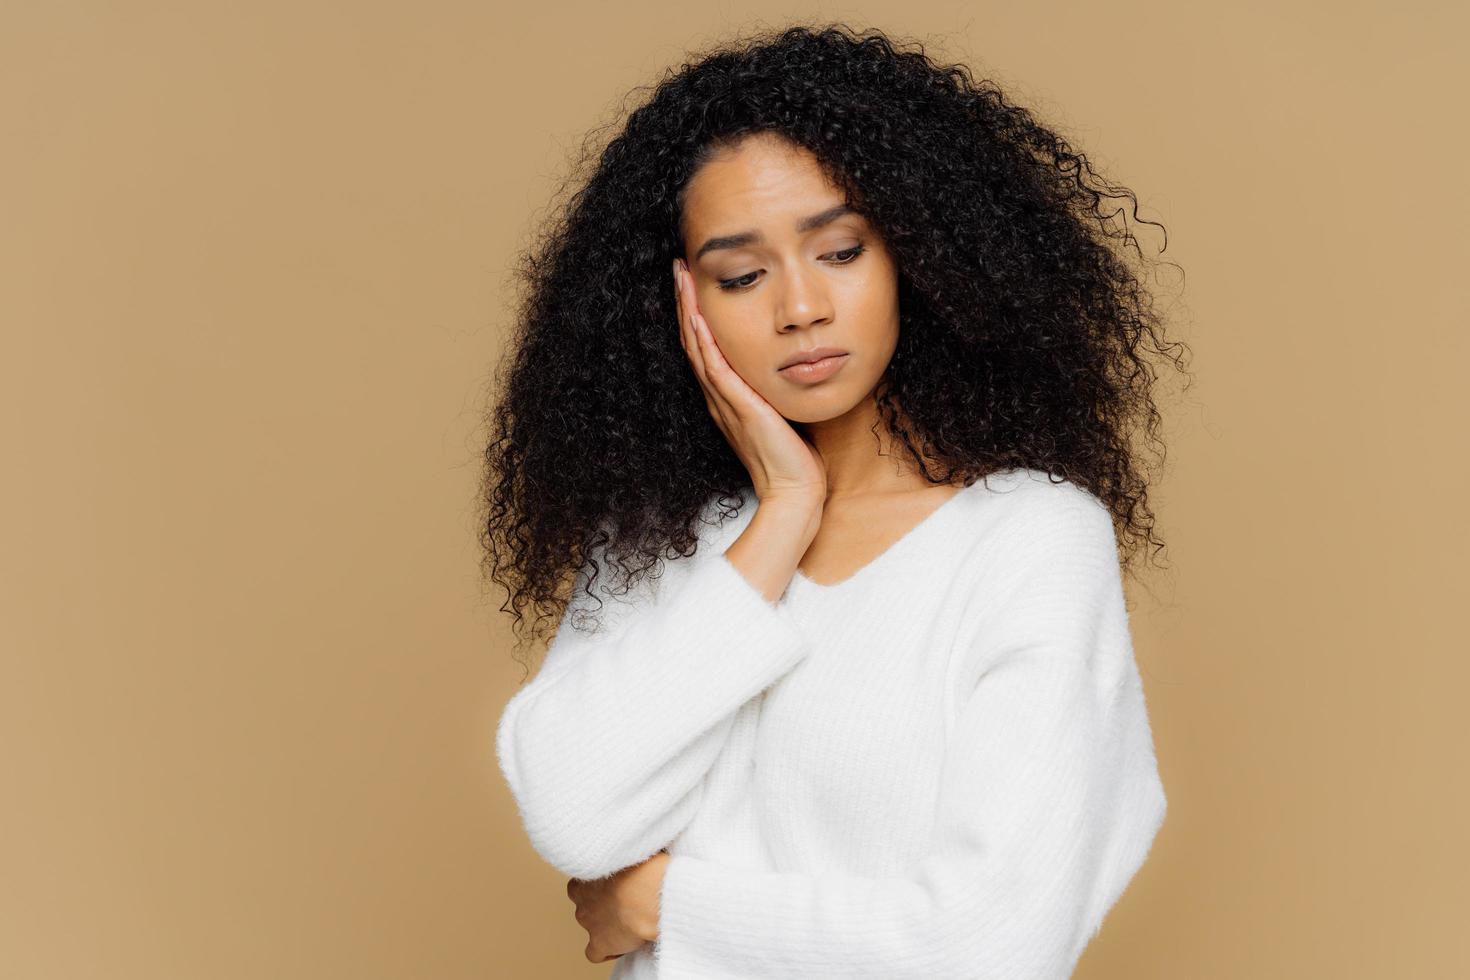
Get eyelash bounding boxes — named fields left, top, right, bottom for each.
left=715, top=244, right=867, bottom=292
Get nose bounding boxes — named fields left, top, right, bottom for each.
left=776, top=262, right=834, bottom=332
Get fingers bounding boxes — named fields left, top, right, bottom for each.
left=672, top=259, right=688, bottom=354
left=673, top=260, right=732, bottom=425
left=689, top=305, right=738, bottom=407
left=674, top=260, right=709, bottom=381
left=677, top=263, right=746, bottom=419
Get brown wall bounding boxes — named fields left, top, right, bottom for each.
left=3, top=3, right=1464, bottom=977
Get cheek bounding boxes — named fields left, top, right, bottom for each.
left=701, top=325, right=798, bottom=404
left=849, top=265, right=900, bottom=319
left=839, top=277, right=899, bottom=340
left=709, top=328, right=775, bottom=387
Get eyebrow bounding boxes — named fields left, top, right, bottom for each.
left=693, top=204, right=857, bottom=261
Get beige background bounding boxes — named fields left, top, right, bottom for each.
left=3, top=2, right=1464, bottom=977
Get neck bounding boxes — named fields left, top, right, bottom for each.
left=794, top=385, right=950, bottom=499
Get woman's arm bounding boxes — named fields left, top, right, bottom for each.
left=649, top=498, right=1169, bottom=979
left=496, top=498, right=817, bottom=881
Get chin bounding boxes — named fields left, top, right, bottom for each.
left=768, top=387, right=866, bottom=425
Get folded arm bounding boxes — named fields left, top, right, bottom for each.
left=496, top=541, right=810, bottom=881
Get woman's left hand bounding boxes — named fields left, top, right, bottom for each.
left=567, top=849, right=669, bottom=963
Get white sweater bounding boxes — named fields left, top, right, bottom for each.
left=495, top=467, right=1168, bottom=979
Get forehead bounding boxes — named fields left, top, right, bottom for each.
left=681, top=134, right=849, bottom=233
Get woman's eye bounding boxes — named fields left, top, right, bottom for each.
left=717, top=272, right=760, bottom=292
left=715, top=244, right=866, bottom=292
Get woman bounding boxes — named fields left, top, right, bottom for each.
left=485, top=23, right=1188, bottom=979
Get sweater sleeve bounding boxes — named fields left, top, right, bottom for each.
left=495, top=537, right=811, bottom=882
left=651, top=497, right=1168, bottom=980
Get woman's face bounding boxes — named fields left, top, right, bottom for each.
left=677, top=133, right=900, bottom=424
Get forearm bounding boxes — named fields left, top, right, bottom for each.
left=498, top=525, right=815, bottom=879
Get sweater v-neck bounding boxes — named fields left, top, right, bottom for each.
left=778, top=479, right=982, bottom=597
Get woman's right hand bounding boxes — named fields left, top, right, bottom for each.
left=673, top=257, right=828, bottom=508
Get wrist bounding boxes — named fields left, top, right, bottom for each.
left=752, top=493, right=823, bottom=544
left=631, top=851, right=669, bottom=943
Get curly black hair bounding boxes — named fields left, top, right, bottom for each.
left=479, top=22, right=1192, bottom=660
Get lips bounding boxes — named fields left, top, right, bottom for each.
left=777, top=351, right=850, bottom=385
left=778, top=346, right=850, bottom=371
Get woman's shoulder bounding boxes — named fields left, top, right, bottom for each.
left=951, top=467, right=1117, bottom=571
left=566, top=489, right=756, bottom=626
left=960, top=467, right=1111, bottom=529
left=948, top=469, right=1126, bottom=657
left=693, top=483, right=764, bottom=548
